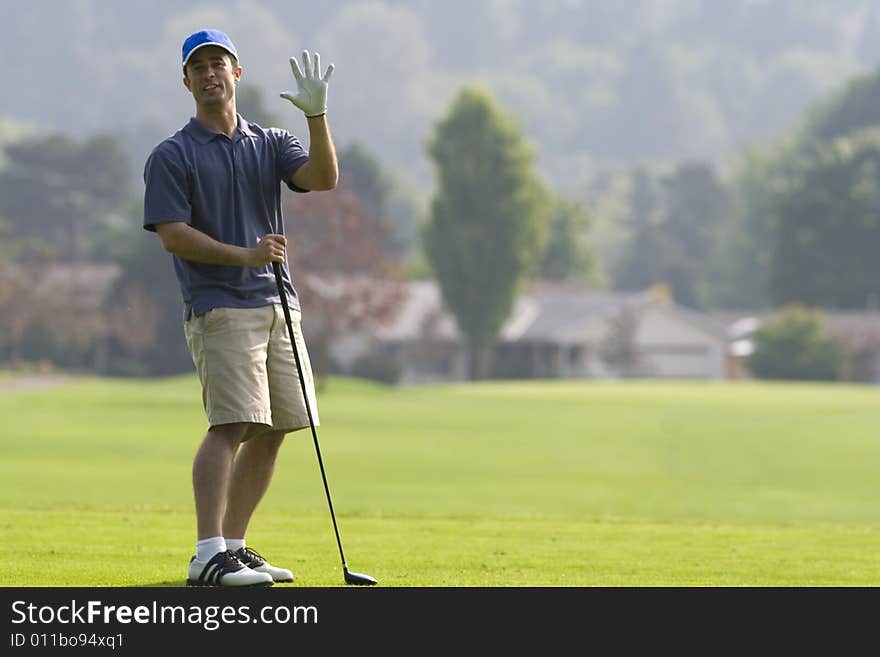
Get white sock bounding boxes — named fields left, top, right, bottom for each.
left=226, top=538, right=246, bottom=552
left=196, top=536, right=227, bottom=562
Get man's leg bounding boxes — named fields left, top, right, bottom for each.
left=222, top=428, right=286, bottom=538
left=192, top=422, right=249, bottom=540
left=222, top=428, right=295, bottom=583
left=187, top=422, right=274, bottom=587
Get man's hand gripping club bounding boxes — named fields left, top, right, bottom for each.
left=250, top=234, right=287, bottom=268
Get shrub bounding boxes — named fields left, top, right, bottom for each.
left=746, top=305, right=845, bottom=381
left=349, top=351, right=402, bottom=384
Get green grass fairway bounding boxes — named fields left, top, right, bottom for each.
left=1, top=375, right=879, bottom=586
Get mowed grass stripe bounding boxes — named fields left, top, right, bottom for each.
left=1, top=509, right=878, bottom=586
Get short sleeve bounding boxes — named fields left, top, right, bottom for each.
left=276, top=131, right=310, bottom=193
left=143, top=144, right=192, bottom=232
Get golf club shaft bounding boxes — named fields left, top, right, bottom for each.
left=272, top=261, right=349, bottom=571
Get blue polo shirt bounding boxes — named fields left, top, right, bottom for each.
left=143, top=114, right=309, bottom=320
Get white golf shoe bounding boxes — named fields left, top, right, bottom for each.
left=233, top=546, right=295, bottom=583
left=186, top=550, right=274, bottom=587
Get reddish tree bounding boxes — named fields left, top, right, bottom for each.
left=0, top=261, right=118, bottom=369
left=283, top=189, right=408, bottom=386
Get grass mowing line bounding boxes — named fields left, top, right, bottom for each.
left=1, top=509, right=878, bottom=586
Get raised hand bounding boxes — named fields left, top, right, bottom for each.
left=280, top=50, right=334, bottom=117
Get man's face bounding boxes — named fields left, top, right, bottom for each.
left=183, top=46, right=242, bottom=107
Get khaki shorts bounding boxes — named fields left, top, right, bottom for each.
left=184, top=304, right=319, bottom=432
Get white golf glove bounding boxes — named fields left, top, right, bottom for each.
left=280, top=50, right=334, bottom=117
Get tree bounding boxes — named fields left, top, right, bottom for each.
left=660, top=162, right=731, bottom=308
left=0, top=259, right=66, bottom=366
left=337, top=142, right=396, bottom=253
left=105, top=215, right=194, bottom=377
left=0, top=253, right=122, bottom=372
left=797, top=67, right=880, bottom=145
left=337, top=141, right=423, bottom=263
left=338, top=142, right=391, bottom=225
left=284, top=189, right=407, bottom=388
left=714, top=62, right=880, bottom=312
left=423, top=86, right=551, bottom=379
left=770, top=129, right=880, bottom=308
left=611, top=166, right=665, bottom=293
left=612, top=163, right=729, bottom=308
left=538, top=197, right=598, bottom=283
left=0, top=133, right=130, bottom=262
left=705, top=145, right=778, bottom=309
left=746, top=305, right=844, bottom=381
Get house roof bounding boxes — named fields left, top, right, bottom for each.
left=505, top=282, right=649, bottom=343
left=374, top=279, right=727, bottom=345
left=372, top=279, right=458, bottom=341
left=822, top=311, right=880, bottom=346
left=667, top=305, right=731, bottom=342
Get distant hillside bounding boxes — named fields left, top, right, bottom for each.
left=1, top=0, right=878, bottom=196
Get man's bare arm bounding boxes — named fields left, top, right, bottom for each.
left=291, top=114, right=338, bottom=191
left=155, top=222, right=286, bottom=267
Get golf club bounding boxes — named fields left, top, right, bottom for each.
left=272, top=261, right=377, bottom=586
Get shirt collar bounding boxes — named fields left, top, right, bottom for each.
left=183, top=114, right=259, bottom=144
left=183, top=117, right=219, bottom=144
left=237, top=115, right=259, bottom=139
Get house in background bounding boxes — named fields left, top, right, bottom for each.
left=338, top=280, right=730, bottom=383
left=824, top=311, right=880, bottom=383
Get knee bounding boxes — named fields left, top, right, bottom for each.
left=240, top=428, right=285, bottom=454
left=242, top=424, right=287, bottom=444
left=259, top=431, right=286, bottom=454
left=206, top=423, right=250, bottom=448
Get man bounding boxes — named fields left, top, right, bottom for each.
left=143, top=29, right=338, bottom=587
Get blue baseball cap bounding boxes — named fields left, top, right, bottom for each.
left=182, top=29, right=239, bottom=68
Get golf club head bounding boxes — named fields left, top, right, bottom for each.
left=344, top=567, right=377, bottom=586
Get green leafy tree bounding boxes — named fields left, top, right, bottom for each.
left=706, top=145, right=778, bottom=309
left=611, top=167, right=665, bottom=293
left=338, top=142, right=391, bottom=223
left=797, top=67, right=880, bottom=144
left=105, top=217, right=193, bottom=376
left=337, top=142, right=394, bottom=253
left=0, top=133, right=130, bottom=261
left=716, top=63, right=880, bottom=312
left=746, top=305, right=844, bottom=381
left=612, top=217, right=666, bottom=294
left=423, top=86, right=551, bottom=379
left=660, top=162, right=730, bottom=307
left=770, top=129, right=880, bottom=308
left=338, top=141, right=422, bottom=262
left=613, top=163, right=729, bottom=308
left=538, top=197, right=597, bottom=283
